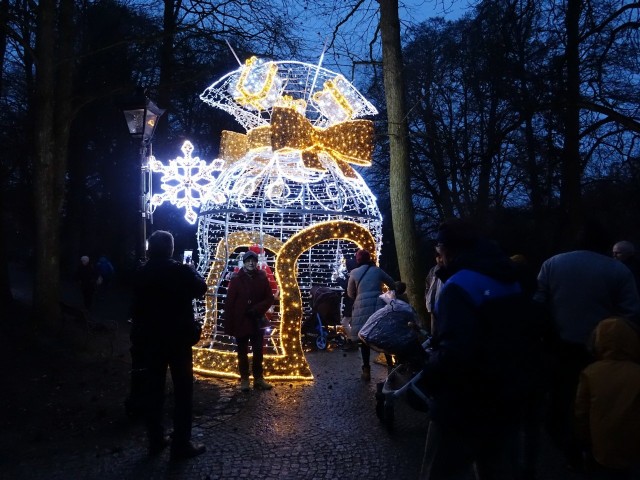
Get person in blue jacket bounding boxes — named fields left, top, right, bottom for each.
left=420, top=218, right=539, bottom=480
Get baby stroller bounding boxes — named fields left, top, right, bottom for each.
left=302, top=286, right=346, bottom=350
left=358, top=298, right=432, bottom=432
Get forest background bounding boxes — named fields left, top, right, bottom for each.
left=1, top=0, right=639, bottom=327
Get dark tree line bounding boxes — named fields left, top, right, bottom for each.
left=0, top=0, right=297, bottom=326
left=1, top=0, right=639, bottom=328
left=366, top=0, right=640, bottom=267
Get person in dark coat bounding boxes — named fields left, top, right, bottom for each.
left=130, top=230, right=208, bottom=460
left=76, top=255, right=98, bottom=312
left=224, top=249, right=275, bottom=391
left=613, top=240, right=640, bottom=297
left=347, top=248, right=396, bottom=381
left=420, top=218, right=538, bottom=480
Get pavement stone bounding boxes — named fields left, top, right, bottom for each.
left=3, top=263, right=623, bottom=480
left=3, top=346, right=428, bottom=480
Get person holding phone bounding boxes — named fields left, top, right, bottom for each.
left=130, top=231, right=208, bottom=460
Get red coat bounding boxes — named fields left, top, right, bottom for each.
left=224, top=268, right=274, bottom=338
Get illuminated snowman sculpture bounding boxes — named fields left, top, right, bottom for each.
left=153, top=58, right=383, bottom=380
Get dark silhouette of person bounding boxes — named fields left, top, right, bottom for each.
left=130, top=230, right=208, bottom=460
left=76, top=255, right=98, bottom=313
left=534, top=229, right=640, bottom=469
left=420, top=218, right=537, bottom=479
left=613, top=240, right=640, bottom=297
left=96, top=255, right=115, bottom=287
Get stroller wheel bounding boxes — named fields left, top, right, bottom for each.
left=316, top=335, right=328, bottom=350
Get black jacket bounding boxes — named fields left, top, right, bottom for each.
left=131, top=258, right=207, bottom=348
left=423, top=239, right=539, bottom=428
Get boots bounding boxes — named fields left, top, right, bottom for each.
left=361, top=365, right=371, bottom=381
left=254, top=377, right=273, bottom=390
left=240, top=377, right=250, bottom=392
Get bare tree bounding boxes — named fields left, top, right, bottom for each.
left=31, top=0, right=75, bottom=326
left=377, top=0, right=423, bottom=314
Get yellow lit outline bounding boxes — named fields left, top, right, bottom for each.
left=234, top=56, right=279, bottom=111
left=312, top=75, right=355, bottom=120
left=193, top=220, right=376, bottom=381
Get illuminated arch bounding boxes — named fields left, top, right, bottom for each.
left=193, top=220, right=376, bottom=380
left=199, top=231, right=284, bottom=342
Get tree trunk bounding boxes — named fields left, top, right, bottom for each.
left=377, top=0, right=425, bottom=318
left=561, top=0, right=583, bottom=247
left=32, top=0, right=75, bottom=327
left=0, top=0, right=12, bottom=309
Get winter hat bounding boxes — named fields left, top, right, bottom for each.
left=355, top=249, right=371, bottom=265
left=249, top=244, right=262, bottom=255
left=243, top=250, right=259, bottom=262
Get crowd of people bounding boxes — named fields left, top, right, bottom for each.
left=118, top=221, right=640, bottom=476
left=415, top=219, right=640, bottom=480
left=335, top=218, right=640, bottom=479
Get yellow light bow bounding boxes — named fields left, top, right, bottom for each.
left=219, top=127, right=271, bottom=165
left=217, top=107, right=373, bottom=179
left=271, top=107, right=373, bottom=175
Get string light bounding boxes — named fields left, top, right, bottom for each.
left=148, top=58, right=384, bottom=380
left=233, top=57, right=282, bottom=111
left=193, top=221, right=376, bottom=379
left=312, top=75, right=356, bottom=123
left=149, top=140, right=219, bottom=224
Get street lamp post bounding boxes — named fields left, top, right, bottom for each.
left=119, top=89, right=165, bottom=420
left=120, top=88, right=165, bottom=262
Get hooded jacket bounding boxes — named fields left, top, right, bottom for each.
left=574, top=317, right=640, bottom=469
left=423, top=239, right=539, bottom=428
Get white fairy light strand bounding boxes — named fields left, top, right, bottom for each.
left=148, top=56, right=384, bottom=379
left=149, top=140, right=220, bottom=224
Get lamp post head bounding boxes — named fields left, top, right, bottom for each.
left=120, top=87, right=165, bottom=143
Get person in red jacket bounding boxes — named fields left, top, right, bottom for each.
left=224, top=249, right=275, bottom=391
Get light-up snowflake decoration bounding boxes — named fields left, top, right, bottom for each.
left=149, top=140, right=220, bottom=224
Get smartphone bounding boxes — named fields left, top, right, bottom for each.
left=183, top=250, right=193, bottom=265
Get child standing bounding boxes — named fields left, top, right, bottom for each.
left=574, top=317, right=640, bottom=478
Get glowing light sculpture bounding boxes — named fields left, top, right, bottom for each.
left=149, top=140, right=220, bottom=224
left=192, top=58, right=383, bottom=380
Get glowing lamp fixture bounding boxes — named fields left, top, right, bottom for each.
left=121, top=87, right=165, bottom=143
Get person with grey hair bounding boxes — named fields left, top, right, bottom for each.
left=130, top=230, right=208, bottom=460
left=535, top=233, right=640, bottom=470
left=613, top=240, right=640, bottom=296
